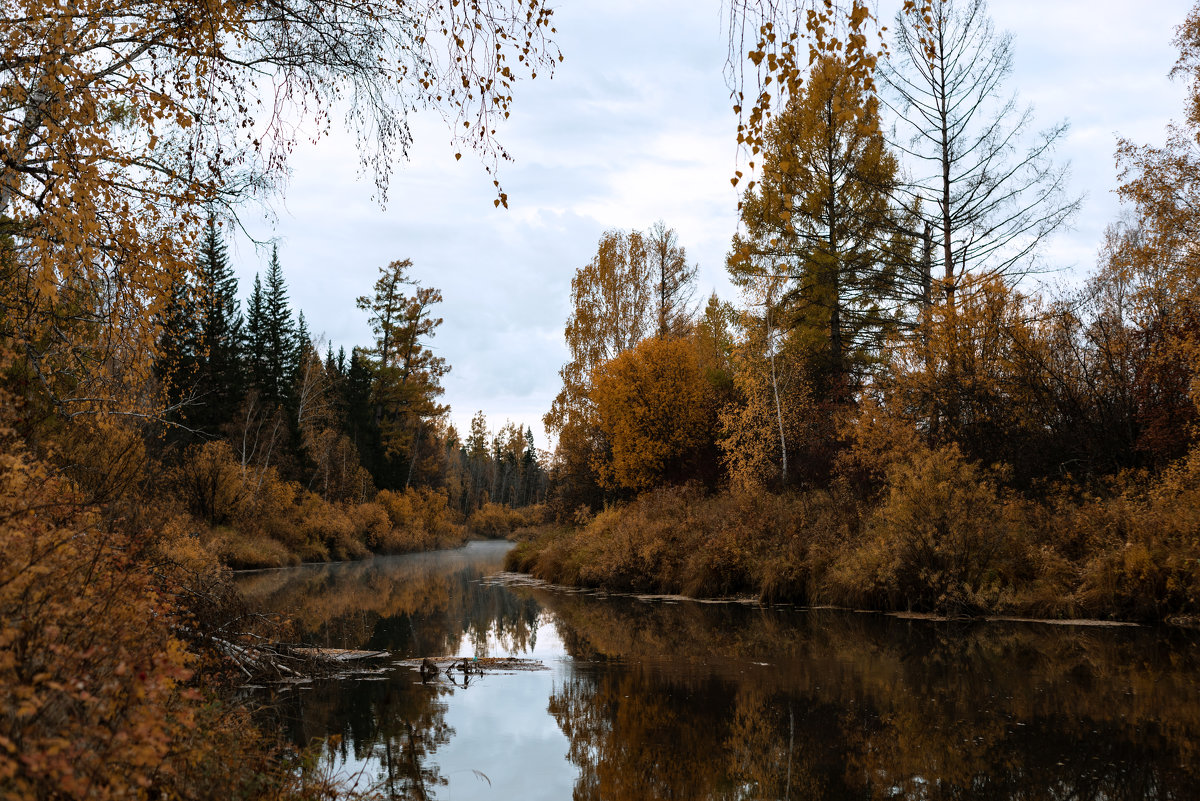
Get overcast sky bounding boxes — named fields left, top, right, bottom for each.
left=233, top=0, right=1192, bottom=446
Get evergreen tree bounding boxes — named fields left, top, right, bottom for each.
left=192, top=216, right=244, bottom=433
left=244, top=272, right=268, bottom=395
left=155, top=269, right=197, bottom=414
left=522, top=426, right=537, bottom=468
left=262, top=244, right=296, bottom=409
left=324, top=342, right=338, bottom=378
left=342, top=346, right=382, bottom=475
left=292, top=310, right=311, bottom=385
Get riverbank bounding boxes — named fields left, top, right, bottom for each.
left=507, top=447, right=1200, bottom=623
left=203, top=490, right=549, bottom=570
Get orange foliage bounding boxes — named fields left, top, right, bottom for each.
left=829, top=443, right=1020, bottom=613
left=375, top=487, right=465, bottom=553
left=467, top=501, right=547, bottom=537
left=0, top=422, right=319, bottom=799
left=590, top=336, right=718, bottom=491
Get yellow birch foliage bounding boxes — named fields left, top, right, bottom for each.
left=719, top=328, right=812, bottom=491
left=728, top=1, right=931, bottom=194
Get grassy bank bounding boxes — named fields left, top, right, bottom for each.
left=167, top=440, right=548, bottom=568
left=508, top=444, right=1200, bottom=622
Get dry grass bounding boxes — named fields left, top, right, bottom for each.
left=511, top=444, right=1200, bottom=622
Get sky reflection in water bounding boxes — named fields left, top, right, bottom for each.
left=235, top=541, right=1200, bottom=801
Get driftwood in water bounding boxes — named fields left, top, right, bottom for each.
left=209, top=635, right=391, bottom=682
left=397, top=655, right=548, bottom=683
left=290, top=646, right=391, bottom=662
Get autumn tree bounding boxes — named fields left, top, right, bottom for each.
left=720, top=317, right=814, bottom=490
left=694, top=293, right=737, bottom=396
left=1110, top=4, right=1200, bottom=463
left=590, top=336, right=718, bottom=492
left=730, top=54, right=902, bottom=402
left=0, top=0, right=557, bottom=433
left=545, top=229, right=655, bottom=510
left=546, top=229, right=654, bottom=434
left=725, top=1, right=923, bottom=170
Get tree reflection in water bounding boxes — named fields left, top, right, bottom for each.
left=238, top=543, right=542, bottom=799
left=540, top=592, right=1200, bottom=801
left=237, top=545, right=1200, bottom=800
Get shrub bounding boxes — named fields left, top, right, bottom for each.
left=376, top=487, right=465, bottom=552
left=468, top=502, right=548, bottom=537
left=350, top=501, right=392, bottom=550
left=171, top=440, right=246, bottom=526
left=829, top=444, right=1017, bottom=614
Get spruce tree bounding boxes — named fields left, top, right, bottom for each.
left=324, top=342, right=338, bottom=378
left=343, top=347, right=382, bottom=476
left=262, top=244, right=296, bottom=409
left=155, top=269, right=198, bottom=420
left=292, top=310, right=311, bottom=385
left=244, top=272, right=268, bottom=396
left=192, top=216, right=244, bottom=434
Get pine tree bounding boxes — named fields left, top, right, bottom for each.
left=192, top=216, right=244, bottom=433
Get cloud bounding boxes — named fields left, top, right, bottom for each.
left=228, top=0, right=1192, bottom=443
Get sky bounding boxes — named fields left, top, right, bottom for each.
left=232, top=0, right=1193, bottom=446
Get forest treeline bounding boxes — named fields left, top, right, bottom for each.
left=513, top=1, right=1200, bottom=623
left=151, top=219, right=548, bottom=568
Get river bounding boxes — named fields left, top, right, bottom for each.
left=234, top=540, right=1200, bottom=800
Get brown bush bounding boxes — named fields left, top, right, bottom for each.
left=350, top=501, right=392, bottom=550
left=1070, top=450, right=1200, bottom=619
left=295, top=491, right=368, bottom=561
left=468, top=502, right=548, bottom=537
left=376, top=487, right=466, bottom=552
left=171, top=440, right=247, bottom=526
left=509, top=486, right=837, bottom=600
left=827, top=444, right=1021, bottom=614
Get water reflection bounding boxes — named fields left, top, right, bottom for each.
left=235, top=542, right=540, bottom=657
left=236, top=543, right=1200, bottom=801
left=545, top=595, right=1200, bottom=800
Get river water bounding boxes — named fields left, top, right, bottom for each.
left=234, top=540, right=1200, bottom=800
